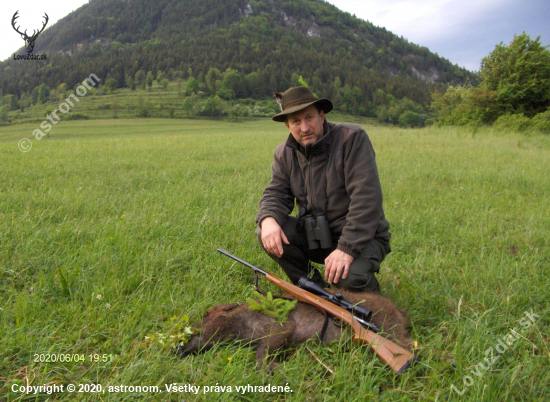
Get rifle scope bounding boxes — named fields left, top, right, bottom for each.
left=297, top=277, right=373, bottom=321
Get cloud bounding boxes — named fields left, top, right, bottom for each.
left=327, top=0, right=550, bottom=71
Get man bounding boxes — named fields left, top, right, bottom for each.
left=255, top=86, right=391, bottom=292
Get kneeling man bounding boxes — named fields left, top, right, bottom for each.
left=255, top=86, right=391, bottom=292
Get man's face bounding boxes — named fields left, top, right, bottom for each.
left=285, top=105, right=325, bottom=147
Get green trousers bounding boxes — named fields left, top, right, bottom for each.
left=256, top=217, right=390, bottom=292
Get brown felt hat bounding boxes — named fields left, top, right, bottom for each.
left=272, top=86, right=333, bottom=122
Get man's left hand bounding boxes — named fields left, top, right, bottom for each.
left=324, top=249, right=354, bottom=284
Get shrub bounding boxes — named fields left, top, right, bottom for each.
left=494, top=114, right=533, bottom=131
left=230, top=104, right=248, bottom=118
left=431, top=86, right=501, bottom=126
left=398, top=111, right=423, bottom=128
left=531, top=110, right=550, bottom=132
left=216, top=88, right=235, bottom=100
left=137, top=95, right=151, bottom=117
left=199, top=96, right=224, bottom=118
left=0, top=106, right=8, bottom=124
left=250, top=106, right=265, bottom=117
left=66, top=113, right=89, bottom=120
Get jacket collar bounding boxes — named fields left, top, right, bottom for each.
left=285, top=120, right=332, bottom=158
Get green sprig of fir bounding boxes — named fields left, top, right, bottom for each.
left=246, top=291, right=297, bottom=326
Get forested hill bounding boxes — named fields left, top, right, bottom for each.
left=0, top=0, right=475, bottom=116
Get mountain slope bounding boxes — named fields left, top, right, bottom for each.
left=0, top=0, right=475, bottom=116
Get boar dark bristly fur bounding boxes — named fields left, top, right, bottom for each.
left=176, top=288, right=412, bottom=372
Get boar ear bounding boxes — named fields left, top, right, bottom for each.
left=203, top=303, right=241, bottom=320
left=220, top=303, right=240, bottom=311
left=274, top=92, right=284, bottom=111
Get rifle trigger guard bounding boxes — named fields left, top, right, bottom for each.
left=332, top=317, right=343, bottom=327
left=254, top=271, right=268, bottom=297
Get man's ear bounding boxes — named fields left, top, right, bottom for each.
left=284, top=120, right=290, bottom=129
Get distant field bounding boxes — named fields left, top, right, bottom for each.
left=3, top=82, right=383, bottom=127
left=5, top=83, right=192, bottom=124
left=1, top=118, right=549, bottom=401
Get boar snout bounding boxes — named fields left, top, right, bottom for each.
left=176, top=336, right=200, bottom=357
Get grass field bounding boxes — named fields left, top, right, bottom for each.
left=1, top=117, right=549, bottom=401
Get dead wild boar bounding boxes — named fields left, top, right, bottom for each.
left=176, top=288, right=412, bottom=371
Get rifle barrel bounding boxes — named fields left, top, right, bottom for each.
left=217, top=249, right=268, bottom=276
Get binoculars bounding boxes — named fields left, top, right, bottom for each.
left=302, top=213, right=333, bottom=250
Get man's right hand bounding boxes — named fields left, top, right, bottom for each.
left=260, top=217, right=290, bottom=258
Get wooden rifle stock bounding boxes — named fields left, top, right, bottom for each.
left=266, top=273, right=416, bottom=374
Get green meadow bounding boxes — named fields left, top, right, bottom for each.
left=0, top=117, right=549, bottom=401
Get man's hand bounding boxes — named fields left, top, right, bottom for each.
left=260, top=217, right=290, bottom=258
left=324, top=249, right=354, bottom=284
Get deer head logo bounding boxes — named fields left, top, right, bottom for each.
left=11, top=11, right=49, bottom=54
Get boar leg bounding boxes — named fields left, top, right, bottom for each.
left=254, top=321, right=295, bottom=372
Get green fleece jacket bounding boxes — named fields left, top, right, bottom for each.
left=255, top=120, right=390, bottom=258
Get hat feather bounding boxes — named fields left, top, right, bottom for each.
left=274, top=92, right=284, bottom=112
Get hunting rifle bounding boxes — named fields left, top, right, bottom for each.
left=217, top=248, right=417, bottom=374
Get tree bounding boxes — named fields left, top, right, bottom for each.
left=56, top=83, right=68, bottom=101
left=185, top=77, right=199, bottom=95
left=38, top=83, right=50, bottom=104
left=244, top=71, right=265, bottom=98
left=156, top=70, right=166, bottom=83
left=126, top=74, right=135, bottom=90
left=221, top=68, right=245, bottom=98
left=146, top=71, right=154, bottom=91
left=182, top=96, right=194, bottom=116
left=4, top=95, right=19, bottom=111
left=206, top=68, right=221, bottom=95
left=111, top=98, right=119, bottom=118
left=31, top=86, right=39, bottom=105
left=202, top=96, right=222, bottom=118
left=0, top=106, right=7, bottom=124
left=135, top=70, right=145, bottom=88
left=137, top=94, right=150, bottom=117
left=480, top=33, right=550, bottom=117
left=106, top=78, right=118, bottom=93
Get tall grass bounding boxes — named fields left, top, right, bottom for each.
left=0, top=119, right=549, bottom=401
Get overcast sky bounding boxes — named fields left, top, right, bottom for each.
left=326, top=0, right=550, bottom=71
left=1, top=0, right=549, bottom=71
